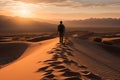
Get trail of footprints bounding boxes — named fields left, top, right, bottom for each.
left=37, top=42, right=101, bottom=80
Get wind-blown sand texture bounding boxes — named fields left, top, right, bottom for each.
left=0, top=38, right=120, bottom=80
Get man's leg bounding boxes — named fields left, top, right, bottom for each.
left=59, top=33, right=64, bottom=44
left=61, top=33, right=64, bottom=43
left=59, top=36, right=61, bottom=43
left=60, top=36, right=62, bottom=43
left=59, top=33, right=61, bottom=43
left=61, top=36, right=63, bottom=43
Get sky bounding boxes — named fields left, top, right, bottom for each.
left=0, top=0, right=120, bottom=20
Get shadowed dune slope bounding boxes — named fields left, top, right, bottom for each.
left=99, top=43, right=120, bottom=56
left=0, top=42, right=29, bottom=65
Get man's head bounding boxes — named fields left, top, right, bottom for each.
left=60, top=21, right=63, bottom=24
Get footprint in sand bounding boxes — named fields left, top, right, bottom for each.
left=42, top=74, right=55, bottom=79
left=44, top=70, right=54, bottom=75
left=55, top=48, right=62, bottom=51
left=48, top=61, right=62, bottom=65
left=69, top=60, right=78, bottom=65
left=65, top=51, right=74, bottom=56
left=62, top=59, right=78, bottom=66
left=58, top=68, right=71, bottom=72
left=36, top=66, right=49, bottom=72
left=41, top=78, right=56, bottom=80
left=47, top=47, right=62, bottom=54
left=63, top=59, right=71, bottom=65
left=80, top=70, right=91, bottom=76
left=49, top=63, right=58, bottom=67
left=46, top=61, right=63, bottom=67
left=52, top=54, right=62, bottom=60
left=47, top=51, right=56, bottom=54
left=78, top=65, right=88, bottom=69
left=53, top=65, right=66, bottom=69
left=64, top=77, right=82, bottom=80
left=66, top=48, right=73, bottom=51
left=44, top=59, right=64, bottom=68
left=62, top=70, right=81, bottom=77
left=44, top=60, right=55, bottom=63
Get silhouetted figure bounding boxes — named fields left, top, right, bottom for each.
left=58, top=21, right=65, bottom=44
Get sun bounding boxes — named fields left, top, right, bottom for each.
left=14, top=9, right=31, bottom=17
left=16, top=8, right=31, bottom=17
left=20, top=9, right=29, bottom=15
left=9, top=2, right=34, bottom=18
left=13, top=4, right=32, bottom=18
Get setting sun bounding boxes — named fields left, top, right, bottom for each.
left=15, top=8, right=31, bottom=17
left=10, top=2, right=33, bottom=18
left=19, top=9, right=30, bottom=15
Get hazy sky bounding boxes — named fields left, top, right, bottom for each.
left=0, top=0, right=120, bottom=20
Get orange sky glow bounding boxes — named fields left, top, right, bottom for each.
left=0, top=0, right=120, bottom=20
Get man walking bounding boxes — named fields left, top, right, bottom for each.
left=58, top=21, right=65, bottom=44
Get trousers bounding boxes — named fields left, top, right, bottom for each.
left=59, top=33, right=64, bottom=43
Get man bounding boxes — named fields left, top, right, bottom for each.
left=58, top=21, right=65, bottom=44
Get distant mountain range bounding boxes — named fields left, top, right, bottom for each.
left=65, top=18, right=120, bottom=28
left=0, top=15, right=120, bottom=32
left=0, top=15, right=56, bottom=32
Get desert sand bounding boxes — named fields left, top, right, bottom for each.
left=0, top=37, right=120, bottom=80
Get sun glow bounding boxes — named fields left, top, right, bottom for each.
left=11, top=3, right=33, bottom=18
left=16, top=8, right=31, bottom=17
left=19, top=9, right=29, bottom=15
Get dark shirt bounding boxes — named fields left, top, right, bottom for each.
left=58, top=24, right=65, bottom=33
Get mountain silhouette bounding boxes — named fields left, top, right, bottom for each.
left=65, top=18, right=120, bottom=28
left=0, top=15, right=56, bottom=32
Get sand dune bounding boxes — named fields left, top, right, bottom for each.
left=72, top=38, right=120, bottom=79
left=0, top=42, right=29, bottom=68
left=0, top=38, right=120, bottom=80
